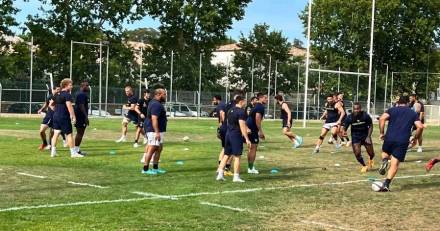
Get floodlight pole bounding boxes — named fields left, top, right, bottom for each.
left=303, top=0, right=313, bottom=127
left=139, top=46, right=143, bottom=99
left=267, top=54, right=272, bottom=117
left=198, top=52, right=202, bottom=118
left=391, top=72, right=394, bottom=105
left=251, top=58, right=255, bottom=93
left=29, top=36, right=34, bottom=114
left=296, top=64, right=300, bottom=119
left=99, top=41, right=103, bottom=117
left=356, top=68, right=360, bottom=102
left=367, top=0, right=376, bottom=114
left=273, top=60, right=278, bottom=119
left=337, top=66, right=341, bottom=92
left=70, top=40, right=73, bottom=79
left=105, top=45, right=109, bottom=114
left=318, top=65, right=321, bottom=118
left=170, top=50, right=174, bottom=103
left=384, top=63, right=389, bottom=112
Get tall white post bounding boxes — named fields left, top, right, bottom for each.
left=337, top=66, right=341, bottom=92
left=139, top=46, right=143, bottom=99
left=303, top=0, right=313, bottom=127
left=251, top=58, right=255, bottom=93
left=70, top=40, right=73, bottom=79
left=356, top=68, right=360, bottom=102
left=29, top=36, right=34, bottom=114
left=170, top=50, right=174, bottom=103
left=384, top=64, right=388, bottom=112
left=198, top=52, right=202, bottom=118
left=273, top=61, right=278, bottom=119
left=296, top=64, right=300, bottom=119
left=391, top=72, right=394, bottom=105
left=373, top=69, right=377, bottom=114
left=267, top=55, right=272, bottom=117
left=99, top=41, right=102, bottom=117
left=367, top=0, right=376, bottom=114
left=105, top=45, right=109, bottom=114
left=318, top=65, right=321, bottom=118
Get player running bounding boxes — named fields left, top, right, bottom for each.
left=341, top=102, right=374, bottom=173
left=37, top=86, right=59, bottom=151
left=141, top=88, right=168, bottom=175
left=313, top=94, right=345, bottom=153
left=336, top=92, right=351, bottom=147
left=216, top=95, right=251, bottom=182
left=116, top=86, right=141, bottom=147
left=50, top=78, right=83, bottom=158
left=134, top=89, right=150, bottom=148
left=74, top=81, right=90, bottom=155
left=409, top=94, right=425, bottom=152
left=377, top=96, right=424, bottom=192
left=274, top=95, right=303, bottom=148
left=246, top=93, right=267, bottom=174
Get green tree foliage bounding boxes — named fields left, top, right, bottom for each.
left=231, top=24, right=301, bottom=94
left=140, top=0, right=251, bottom=91
left=299, top=0, right=440, bottom=99
left=123, top=28, right=160, bottom=44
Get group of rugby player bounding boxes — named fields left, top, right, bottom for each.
left=38, top=79, right=90, bottom=158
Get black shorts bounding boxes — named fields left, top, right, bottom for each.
left=53, top=117, right=73, bottom=135
left=382, top=140, right=409, bottom=162
left=218, top=126, right=227, bottom=148
left=351, top=135, right=370, bottom=145
left=126, top=113, right=140, bottom=125
left=75, top=115, right=88, bottom=128
left=248, top=130, right=259, bottom=144
left=41, top=114, right=53, bottom=128
left=282, top=118, right=293, bottom=128
left=225, top=131, right=244, bottom=156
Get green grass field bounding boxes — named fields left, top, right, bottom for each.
left=1, top=117, right=439, bottom=230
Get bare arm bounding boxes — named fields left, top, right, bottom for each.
left=239, top=120, right=251, bottom=148
left=135, top=104, right=144, bottom=119
left=66, top=101, right=76, bottom=122
left=256, top=112, right=265, bottom=139
left=282, top=103, right=292, bottom=127
left=219, top=110, right=225, bottom=126
left=336, top=103, right=345, bottom=124
left=379, top=113, right=390, bottom=140
left=38, top=101, right=48, bottom=114
left=320, top=110, right=327, bottom=120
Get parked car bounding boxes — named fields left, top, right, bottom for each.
left=89, top=106, right=112, bottom=117
left=7, top=103, right=41, bottom=113
left=165, top=102, right=209, bottom=117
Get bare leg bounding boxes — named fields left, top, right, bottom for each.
left=247, top=144, right=257, bottom=170
left=233, top=156, right=241, bottom=175
left=134, top=126, right=142, bottom=143
left=283, top=127, right=296, bottom=143
left=352, top=143, right=366, bottom=166
left=39, top=124, right=49, bottom=145
left=75, top=127, right=86, bottom=147
left=315, top=128, right=329, bottom=148
left=122, top=122, right=128, bottom=137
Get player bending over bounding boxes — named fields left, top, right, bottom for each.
left=341, top=102, right=374, bottom=173
left=216, top=95, right=251, bottom=182
left=274, top=95, right=303, bottom=148
left=313, top=94, right=345, bottom=153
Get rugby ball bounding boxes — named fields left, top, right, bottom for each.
left=371, top=181, right=383, bottom=192
left=182, top=136, right=190, bottom=142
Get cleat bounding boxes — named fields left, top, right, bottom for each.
left=368, top=159, right=374, bottom=169
left=417, top=147, right=423, bottom=153
left=50, top=152, right=57, bottom=158
left=71, top=153, right=85, bottom=158
left=360, top=166, right=368, bottom=173
left=294, top=136, right=304, bottom=148
left=63, top=140, right=68, bottom=148
left=247, top=168, right=259, bottom=174
left=346, top=141, right=352, bottom=147
left=77, top=151, right=87, bottom=156
left=233, top=177, right=245, bottom=183
left=142, top=169, right=157, bottom=175
left=379, top=184, right=390, bottom=192
left=115, top=137, right=127, bottom=143
left=133, top=143, right=140, bottom=148
left=426, top=159, right=437, bottom=172
left=312, top=148, right=320, bottom=154
left=39, top=144, right=47, bottom=151
left=153, top=169, right=167, bottom=174
left=335, top=143, right=341, bottom=150
left=378, top=160, right=389, bottom=175
left=216, top=174, right=225, bottom=181
left=327, top=137, right=334, bottom=144
left=45, top=145, right=52, bottom=150
left=224, top=170, right=234, bottom=176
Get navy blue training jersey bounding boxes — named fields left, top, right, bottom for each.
left=227, top=106, right=247, bottom=133
left=54, top=91, right=72, bottom=118
left=145, top=99, right=167, bottom=132
left=74, top=91, right=89, bottom=118
left=215, top=101, right=226, bottom=124
left=385, top=106, right=419, bottom=143
left=246, top=103, right=265, bottom=131
left=137, top=98, right=150, bottom=117
left=325, top=103, right=339, bottom=123
left=344, top=112, right=372, bottom=137
left=45, top=94, right=55, bottom=115
left=126, top=95, right=138, bottom=118
left=280, top=102, right=289, bottom=120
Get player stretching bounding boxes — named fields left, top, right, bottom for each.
left=274, top=95, right=303, bottom=148
left=38, top=86, right=59, bottom=150
left=74, top=81, right=90, bottom=155
left=216, top=95, right=251, bottom=182
left=409, top=94, right=425, bottom=152
left=377, top=96, right=423, bottom=192
left=142, top=88, right=167, bottom=175
left=341, top=103, right=374, bottom=173
left=116, top=86, right=141, bottom=148
left=313, top=94, right=345, bottom=153
left=246, top=93, right=267, bottom=174
left=336, top=92, right=350, bottom=147
left=51, top=78, right=83, bottom=158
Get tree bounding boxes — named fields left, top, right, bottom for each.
left=231, top=24, right=298, bottom=94
left=123, top=28, right=160, bottom=43
left=140, top=0, right=251, bottom=91
left=299, top=0, right=440, bottom=100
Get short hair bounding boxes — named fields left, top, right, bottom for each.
left=250, top=96, right=257, bottom=102
left=125, top=86, right=133, bottom=91
left=142, top=89, right=150, bottom=94
left=256, top=92, right=266, bottom=99
left=353, top=102, right=362, bottom=108
left=397, top=95, right=409, bottom=104
left=327, top=94, right=334, bottom=98
left=410, top=94, right=417, bottom=98
left=336, top=92, right=343, bottom=96
left=274, top=95, right=284, bottom=101
left=213, top=95, right=222, bottom=101
left=235, top=95, right=245, bottom=104
left=154, top=88, right=165, bottom=96
left=60, top=78, right=72, bottom=89
left=231, top=89, right=244, bottom=96
left=80, top=80, right=89, bottom=88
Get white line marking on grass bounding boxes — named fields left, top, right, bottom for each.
left=199, top=201, right=250, bottom=212
left=131, top=191, right=178, bottom=200
left=301, top=220, right=359, bottom=231
left=67, top=181, right=109, bottom=189
left=0, top=197, right=158, bottom=212
left=16, top=172, right=47, bottom=179
left=173, top=188, right=263, bottom=198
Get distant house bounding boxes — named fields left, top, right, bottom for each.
left=210, top=43, right=307, bottom=66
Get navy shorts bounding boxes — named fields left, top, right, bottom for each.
left=75, top=115, right=88, bottom=128
left=382, top=140, right=409, bottom=162
left=41, top=114, right=53, bottom=128
left=125, top=113, right=139, bottom=125
left=218, top=126, right=227, bottom=148
left=282, top=118, right=293, bottom=128
left=225, top=131, right=244, bottom=156
left=351, top=135, right=369, bottom=145
left=53, top=117, right=73, bottom=135
left=248, top=130, right=259, bottom=144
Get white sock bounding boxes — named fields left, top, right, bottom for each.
left=233, top=173, right=240, bottom=179
left=51, top=147, right=56, bottom=153
left=74, top=146, right=79, bottom=152
left=70, top=148, right=76, bottom=155
left=217, top=170, right=224, bottom=177
left=315, top=145, right=320, bottom=149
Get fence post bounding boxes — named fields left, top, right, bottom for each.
left=89, top=86, right=93, bottom=115
left=0, top=83, right=2, bottom=115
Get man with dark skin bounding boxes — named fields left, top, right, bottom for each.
left=74, top=81, right=90, bottom=155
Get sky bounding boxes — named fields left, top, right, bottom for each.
left=12, top=0, right=308, bottom=43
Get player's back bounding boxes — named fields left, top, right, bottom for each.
left=385, top=106, right=418, bottom=143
